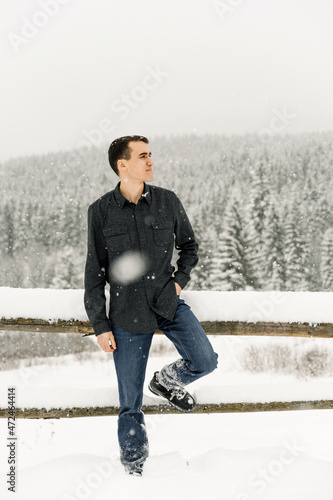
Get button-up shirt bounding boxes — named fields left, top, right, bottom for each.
left=84, top=182, right=198, bottom=335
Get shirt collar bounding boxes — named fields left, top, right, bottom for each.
left=114, top=182, right=151, bottom=208
left=141, top=183, right=151, bottom=204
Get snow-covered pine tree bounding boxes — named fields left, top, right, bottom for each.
left=188, top=215, right=215, bottom=290
left=262, top=201, right=286, bottom=290
left=210, top=192, right=249, bottom=290
left=245, top=158, right=272, bottom=289
left=320, top=227, right=333, bottom=291
left=284, top=197, right=308, bottom=290
left=301, top=164, right=332, bottom=290
left=50, top=246, right=84, bottom=289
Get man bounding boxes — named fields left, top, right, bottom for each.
left=84, top=135, right=218, bottom=476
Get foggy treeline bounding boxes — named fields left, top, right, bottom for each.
left=1, top=132, right=333, bottom=292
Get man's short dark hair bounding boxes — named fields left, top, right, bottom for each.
left=108, top=135, right=149, bottom=175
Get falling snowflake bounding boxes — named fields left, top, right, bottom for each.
left=109, top=251, right=148, bottom=285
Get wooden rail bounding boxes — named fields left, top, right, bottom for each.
left=1, top=400, right=333, bottom=419
left=1, top=317, right=332, bottom=418
left=1, top=317, right=333, bottom=337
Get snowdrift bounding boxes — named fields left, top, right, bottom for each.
left=1, top=287, right=333, bottom=324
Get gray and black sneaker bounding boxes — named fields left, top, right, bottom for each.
left=125, top=463, right=143, bottom=476
left=148, top=372, right=196, bottom=412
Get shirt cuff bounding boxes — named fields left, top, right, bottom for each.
left=93, top=320, right=112, bottom=336
left=174, top=272, right=190, bottom=290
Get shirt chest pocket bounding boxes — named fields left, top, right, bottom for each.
left=151, top=220, right=174, bottom=247
left=102, top=224, right=130, bottom=252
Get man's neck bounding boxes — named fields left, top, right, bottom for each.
left=119, top=180, right=145, bottom=205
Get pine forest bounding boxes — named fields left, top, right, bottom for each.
left=1, top=132, right=333, bottom=292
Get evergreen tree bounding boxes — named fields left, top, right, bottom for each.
left=50, top=246, right=84, bottom=289
left=301, top=166, right=330, bottom=289
left=246, top=159, right=272, bottom=288
left=262, top=202, right=286, bottom=290
left=2, top=201, right=15, bottom=257
left=188, top=216, right=215, bottom=290
left=284, top=199, right=308, bottom=290
left=210, top=194, right=250, bottom=290
left=321, top=227, right=333, bottom=291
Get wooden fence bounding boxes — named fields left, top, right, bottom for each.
left=1, top=317, right=333, bottom=337
left=1, top=317, right=333, bottom=418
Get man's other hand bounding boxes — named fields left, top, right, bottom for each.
left=175, top=282, right=182, bottom=296
left=97, top=331, right=117, bottom=352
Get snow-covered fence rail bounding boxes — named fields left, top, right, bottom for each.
left=1, top=288, right=333, bottom=338
left=1, top=401, right=332, bottom=420
left=1, top=317, right=333, bottom=338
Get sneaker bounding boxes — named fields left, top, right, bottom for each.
left=125, top=463, right=143, bottom=476
left=148, top=372, right=196, bottom=412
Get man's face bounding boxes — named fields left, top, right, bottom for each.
left=120, top=141, right=154, bottom=183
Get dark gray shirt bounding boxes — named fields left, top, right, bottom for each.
left=84, top=182, right=198, bottom=335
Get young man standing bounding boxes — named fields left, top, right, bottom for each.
left=84, top=135, right=218, bottom=476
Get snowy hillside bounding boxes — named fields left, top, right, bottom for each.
left=2, top=133, right=333, bottom=293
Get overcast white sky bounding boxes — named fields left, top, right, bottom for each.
left=1, top=0, right=333, bottom=161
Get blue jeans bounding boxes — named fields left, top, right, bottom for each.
left=112, top=297, right=218, bottom=470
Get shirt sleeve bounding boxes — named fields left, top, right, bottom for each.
left=173, top=194, right=199, bottom=289
left=84, top=202, right=111, bottom=336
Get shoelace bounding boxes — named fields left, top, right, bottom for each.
left=170, top=386, right=187, bottom=401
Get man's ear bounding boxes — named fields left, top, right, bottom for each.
left=117, top=159, right=126, bottom=173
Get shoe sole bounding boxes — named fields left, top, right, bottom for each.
left=148, top=382, right=197, bottom=413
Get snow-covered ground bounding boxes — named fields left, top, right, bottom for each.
left=1, top=335, right=333, bottom=499
left=1, top=288, right=333, bottom=499
left=1, top=335, right=333, bottom=410
left=0, top=410, right=332, bottom=500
